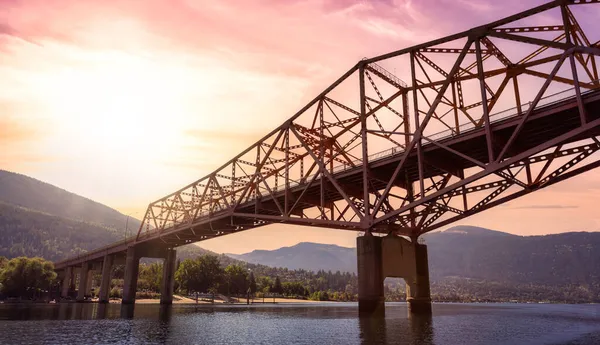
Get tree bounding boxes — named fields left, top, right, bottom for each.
left=175, top=258, right=198, bottom=294
left=257, top=276, right=272, bottom=293
left=282, top=281, right=306, bottom=297
left=224, top=264, right=248, bottom=295
left=309, top=291, right=329, bottom=301
left=0, top=257, right=57, bottom=298
left=273, top=276, right=283, bottom=294
left=138, top=262, right=163, bottom=292
left=0, top=256, right=7, bottom=269
left=248, top=271, right=257, bottom=294
left=196, top=255, right=224, bottom=292
left=175, top=255, right=223, bottom=294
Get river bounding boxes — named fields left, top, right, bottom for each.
left=0, top=302, right=598, bottom=344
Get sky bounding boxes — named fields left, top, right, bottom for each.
left=2, top=0, right=600, bottom=254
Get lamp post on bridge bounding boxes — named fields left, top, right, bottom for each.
left=124, top=211, right=139, bottom=240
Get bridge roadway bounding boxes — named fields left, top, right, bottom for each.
left=53, top=88, right=600, bottom=307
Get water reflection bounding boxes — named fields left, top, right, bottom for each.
left=96, top=303, right=108, bottom=319
left=159, top=304, right=173, bottom=323
left=121, top=304, right=135, bottom=319
left=359, top=315, right=387, bottom=344
left=0, top=303, right=598, bottom=345
left=408, top=313, right=434, bottom=344
left=359, top=310, right=434, bottom=345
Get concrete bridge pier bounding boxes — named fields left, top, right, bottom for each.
left=122, top=245, right=177, bottom=305
left=405, top=244, right=432, bottom=314
left=76, top=262, right=91, bottom=302
left=357, top=233, right=432, bottom=316
left=85, top=271, right=94, bottom=296
left=98, top=254, right=114, bottom=303
left=61, top=266, right=73, bottom=299
left=160, top=248, right=177, bottom=305
left=122, top=246, right=140, bottom=305
left=357, top=234, right=385, bottom=316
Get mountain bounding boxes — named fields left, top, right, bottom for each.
left=0, top=170, right=140, bottom=230
left=227, top=226, right=600, bottom=287
left=0, top=200, right=122, bottom=260
left=425, top=226, right=600, bottom=286
left=227, top=242, right=356, bottom=273
left=0, top=169, right=208, bottom=261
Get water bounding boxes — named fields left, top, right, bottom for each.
left=0, top=302, right=598, bottom=345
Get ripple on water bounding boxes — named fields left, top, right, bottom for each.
left=0, top=303, right=598, bottom=345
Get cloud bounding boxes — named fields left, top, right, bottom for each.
left=0, top=22, right=42, bottom=51
left=0, top=116, right=39, bottom=145
left=0, top=23, right=14, bottom=36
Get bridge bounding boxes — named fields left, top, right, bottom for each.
left=54, top=0, right=600, bottom=315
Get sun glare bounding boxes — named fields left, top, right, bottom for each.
left=39, top=51, right=193, bottom=160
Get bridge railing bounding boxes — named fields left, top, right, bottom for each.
left=180, top=85, right=591, bottom=223
left=277, top=85, right=586, bottom=191
left=53, top=236, right=134, bottom=268
left=426, top=86, right=581, bottom=142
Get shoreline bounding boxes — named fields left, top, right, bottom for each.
left=1, top=299, right=596, bottom=306
left=132, top=296, right=326, bottom=304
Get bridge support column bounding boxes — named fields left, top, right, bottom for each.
left=160, top=248, right=177, bottom=305
left=357, top=234, right=385, bottom=316
left=406, top=244, right=432, bottom=314
left=357, top=233, right=432, bottom=316
left=85, top=271, right=94, bottom=296
left=76, top=262, right=90, bottom=302
left=61, top=266, right=72, bottom=299
left=122, top=246, right=140, bottom=305
left=99, top=255, right=114, bottom=303
left=69, top=268, right=76, bottom=292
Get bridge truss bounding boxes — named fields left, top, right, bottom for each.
left=137, top=0, right=600, bottom=244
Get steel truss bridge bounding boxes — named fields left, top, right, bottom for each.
left=56, top=0, right=600, bottom=270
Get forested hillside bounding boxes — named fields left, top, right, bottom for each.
left=0, top=201, right=122, bottom=260
left=0, top=170, right=140, bottom=230
left=0, top=200, right=208, bottom=261
left=0, top=169, right=206, bottom=261
left=426, top=226, right=600, bottom=286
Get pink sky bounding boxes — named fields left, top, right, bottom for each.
left=2, top=0, right=600, bottom=254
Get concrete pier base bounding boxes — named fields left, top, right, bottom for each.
left=406, top=244, right=432, bottom=315
left=76, top=262, right=90, bottom=302
left=160, top=249, right=177, bottom=305
left=356, top=233, right=432, bottom=316
left=99, top=255, right=114, bottom=303
left=357, top=234, right=384, bottom=316
left=122, top=246, right=140, bottom=305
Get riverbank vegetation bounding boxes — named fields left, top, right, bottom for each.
left=2, top=254, right=598, bottom=304
left=0, top=256, right=57, bottom=299
left=95, top=254, right=358, bottom=302
left=170, top=255, right=358, bottom=301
